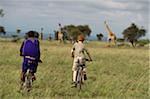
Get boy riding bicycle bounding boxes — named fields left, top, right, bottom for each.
left=20, top=31, right=41, bottom=84
left=71, top=35, right=92, bottom=87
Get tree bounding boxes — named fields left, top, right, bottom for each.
left=62, top=24, right=92, bottom=42
left=122, top=23, right=146, bottom=47
left=16, top=28, right=21, bottom=34
left=77, top=25, right=91, bottom=36
left=0, top=9, right=4, bottom=17
left=0, top=26, right=6, bottom=35
left=96, top=33, right=103, bottom=41
left=0, top=9, right=5, bottom=35
left=11, top=28, right=21, bottom=42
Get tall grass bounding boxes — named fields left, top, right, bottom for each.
left=0, top=41, right=149, bottom=99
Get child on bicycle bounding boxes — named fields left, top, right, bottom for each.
left=71, top=34, right=92, bottom=87
left=20, top=31, right=41, bottom=83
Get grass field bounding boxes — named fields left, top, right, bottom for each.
left=0, top=40, right=149, bottom=99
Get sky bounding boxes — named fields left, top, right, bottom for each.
left=0, top=0, right=149, bottom=38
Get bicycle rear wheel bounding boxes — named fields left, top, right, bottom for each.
left=77, top=67, right=83, bottom=90
left=24, top=69, right=32, bottom=92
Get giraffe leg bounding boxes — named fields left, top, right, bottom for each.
left=107, top=38, right=111, bottom=47
left=112, top=39, right=117, bottom=46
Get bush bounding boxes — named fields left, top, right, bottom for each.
left=117, top=38, right=124, bottom=42
left=11, top=35, right=20, bottom=42
left=137, top=39, right=150, bottom=46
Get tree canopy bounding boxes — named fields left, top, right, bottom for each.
left=0, top=26, right=6, bottom=35
left=62, top=24, right=92, bottom=41
left=122, top=23, right=146, bottom=47
left=96, top=33, right=103, bottom=41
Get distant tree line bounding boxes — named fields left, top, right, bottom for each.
left=0, top=8, right=148, bottom=47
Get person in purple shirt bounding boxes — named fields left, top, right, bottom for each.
left=20, top=31, right=42, bottom=84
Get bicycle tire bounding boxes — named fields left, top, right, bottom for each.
left=77, top=67, right=83, bottom=90
left=24, top=69, right=32, bottom=91
left=79, top=72, right=82, bottom=90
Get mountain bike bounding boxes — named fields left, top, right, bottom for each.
left=76, top=58, right=90, bottom=90
left=21, top=60, right=35, bottom=92
left=23, top=68, right=33, bottom=92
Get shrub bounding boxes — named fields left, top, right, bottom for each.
left=137, top=39, right=150, bottom=46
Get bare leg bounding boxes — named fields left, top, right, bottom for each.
left=73, top=71, right=77, bottom=82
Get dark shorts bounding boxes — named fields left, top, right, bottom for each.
left=22, top=58, right=38, bottom=73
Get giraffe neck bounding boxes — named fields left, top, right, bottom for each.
left=108, top=32, right=114, bottom=36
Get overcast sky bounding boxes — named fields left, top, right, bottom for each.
left=0, top=0, right=149, bottom=38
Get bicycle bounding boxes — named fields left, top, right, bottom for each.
left=76, top=58, right=90, bottom=90
left=21, top=60, right=35, bottom=92
left=23, top=68, right=33, bottom=92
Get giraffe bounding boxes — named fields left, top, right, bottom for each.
left=58, top=31, right=63, bottom=43
left=104, top=21, right=117, bottom=46
left=58, top=23, right=64, bottom=43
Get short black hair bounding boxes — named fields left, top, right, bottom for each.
left=27, top=31, right=35, bottom=37
left=25, top=30, right=39, bottom=39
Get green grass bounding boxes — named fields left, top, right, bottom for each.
left=0, top=40, right=149, bottom=99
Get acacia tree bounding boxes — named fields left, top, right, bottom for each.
left=62, top=24, right=92, bottom=42
left=11, top=28, right=21, bottom=42
left=122, top=23, right=146, bottom=47
left=16, top=28, right=21, bottom=34
left=77, top=25, right=91, bottom=36
left=0, top=26, right=6, bottom=35
left=97, top=33, right=103, bottom=41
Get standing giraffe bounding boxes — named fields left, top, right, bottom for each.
left=104, top=21, right=117, bottom=46
left=58, top=31, right=63, bottom=43
left=58, top=23, right=64, bottom=43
